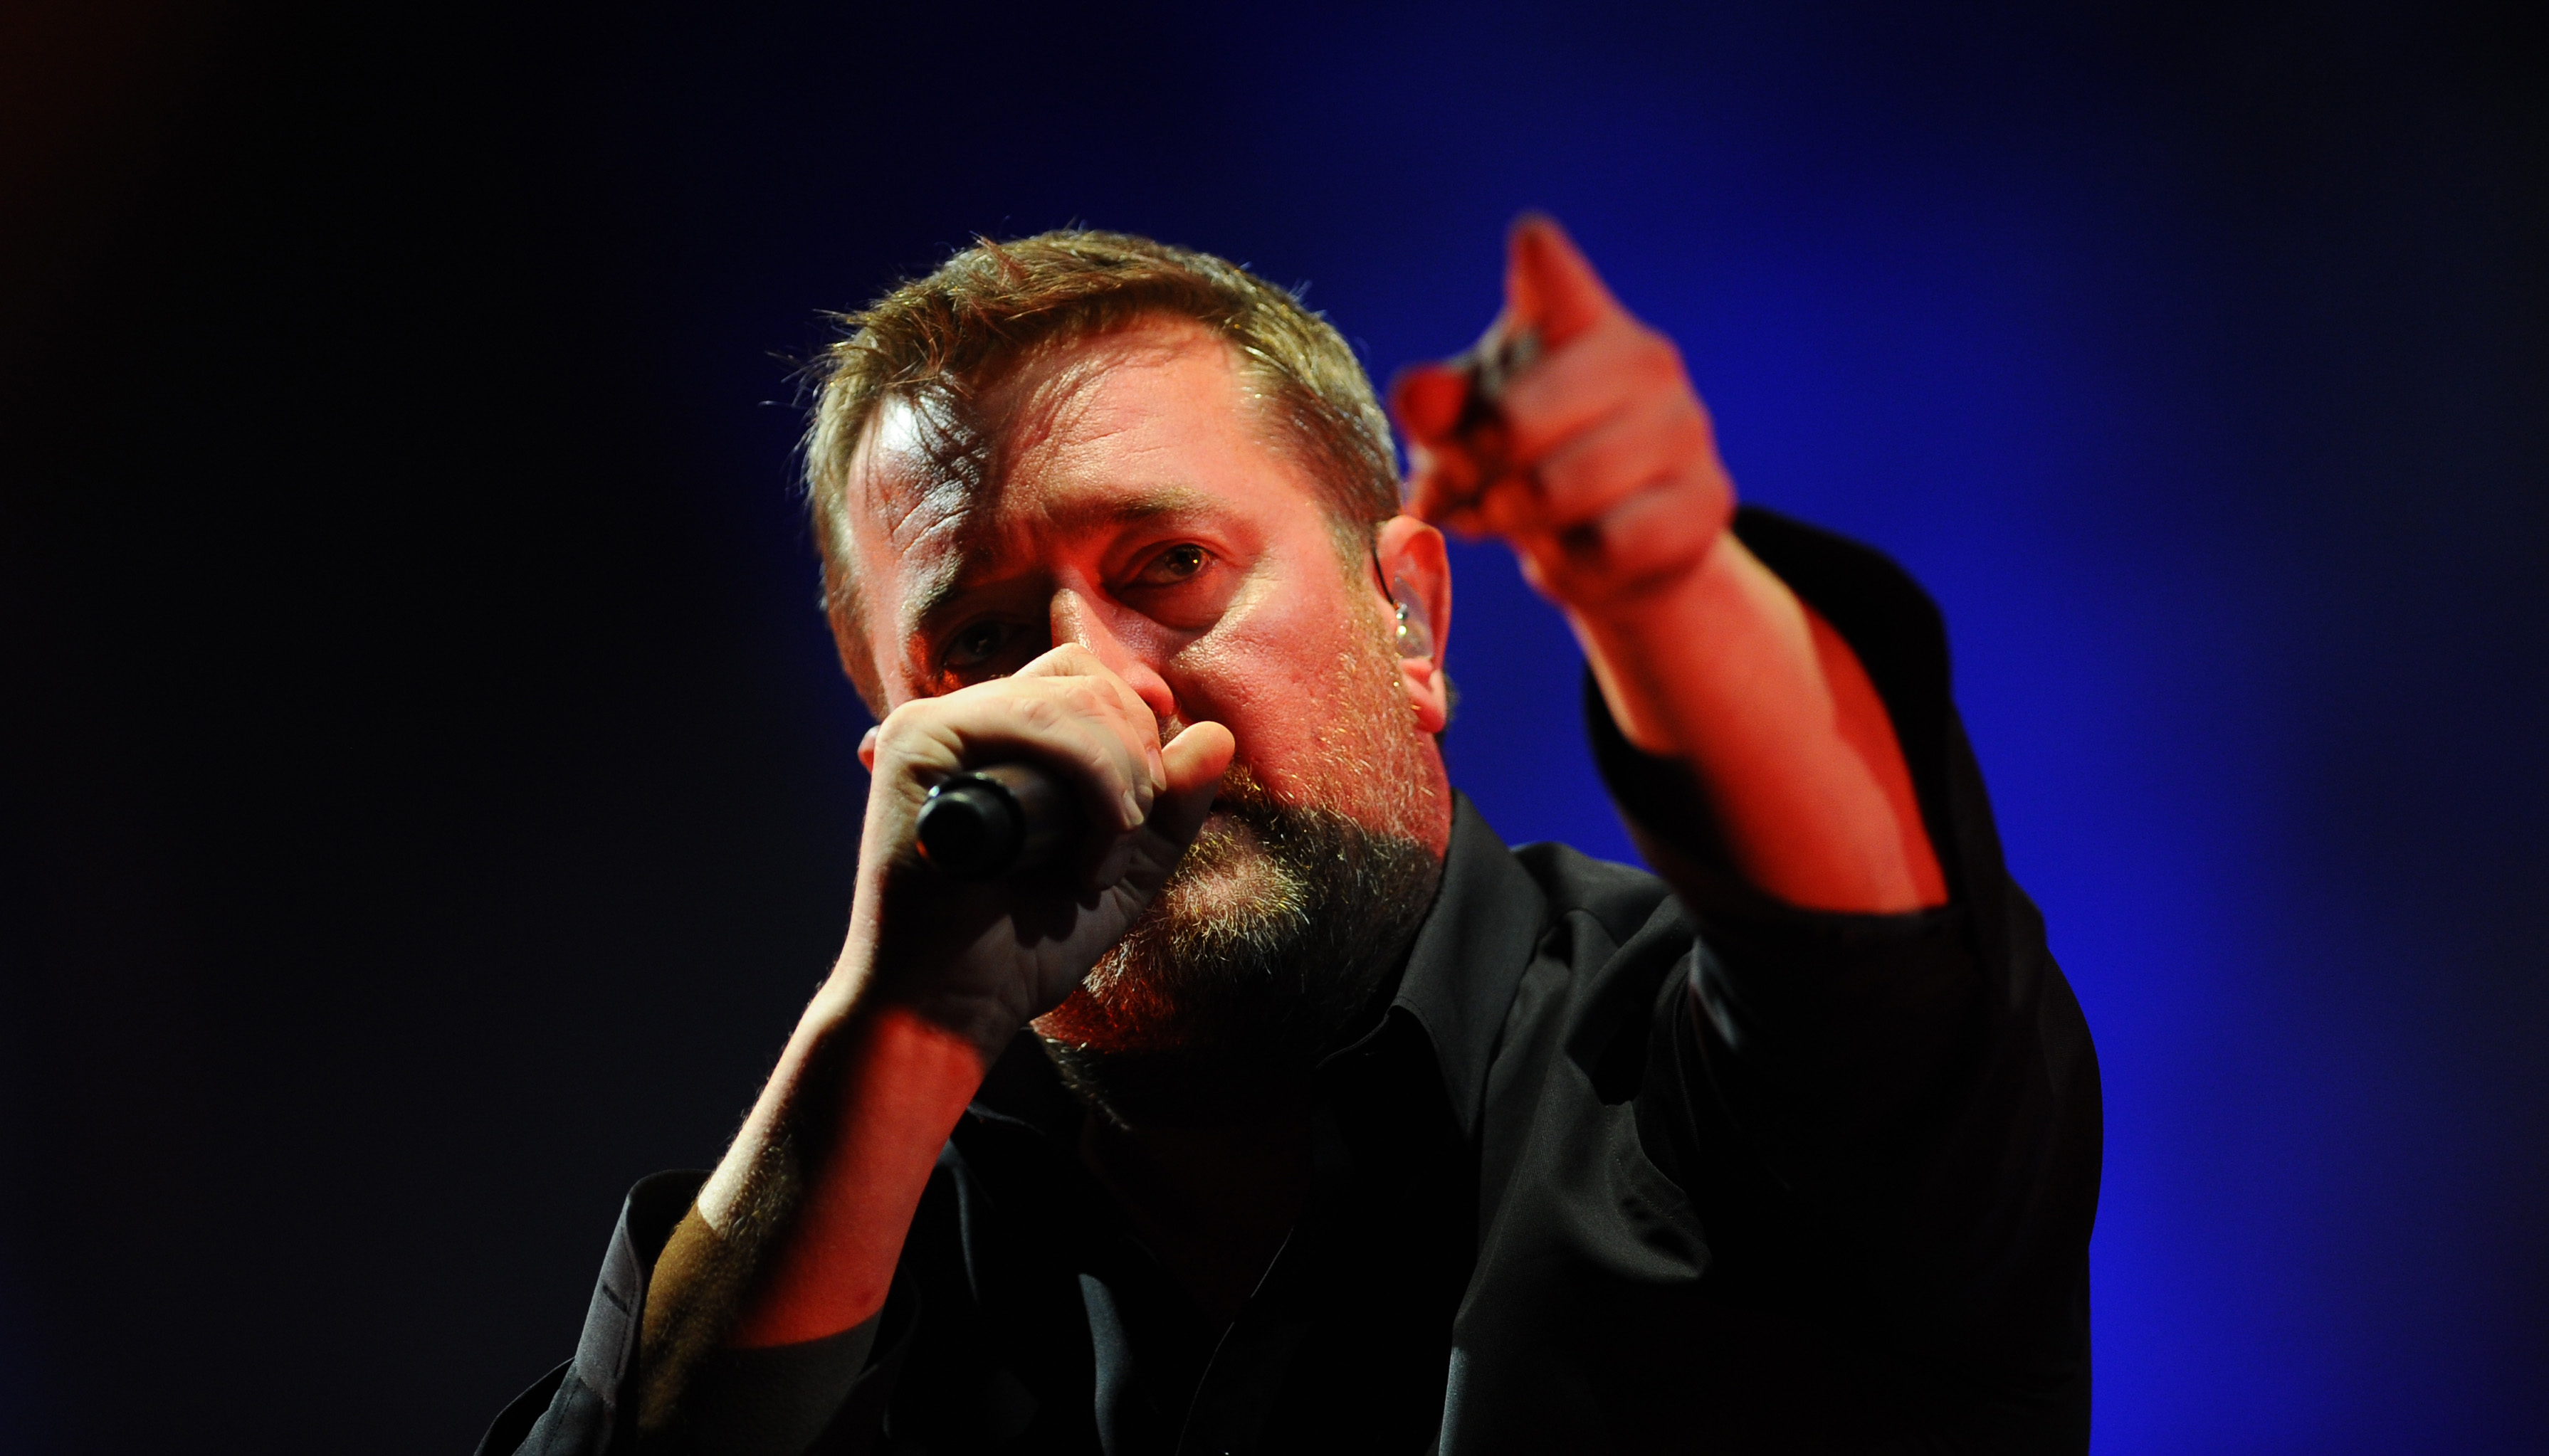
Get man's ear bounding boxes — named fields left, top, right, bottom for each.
left=1374, top=515, right=1453, bottom=734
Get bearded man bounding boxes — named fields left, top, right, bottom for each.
left=480, top=219, right=2101, bottom=1455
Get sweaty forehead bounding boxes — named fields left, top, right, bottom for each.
left=844, top=320, right=1287, bottom=635
left=848, top=391, right=987, bottom=613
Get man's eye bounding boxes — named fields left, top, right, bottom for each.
left=945, top=621, right=1012, bottom=668
left=1135, top=544, right=1210, bottom=586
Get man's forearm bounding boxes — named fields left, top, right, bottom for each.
left=635, top=998, right=983, bottom=1439
left=725, top=1003, right=982, bottom=1344
left=1571, top=533, right=1945, bottom=914
left=623, top=638, right=1228, bottom=1440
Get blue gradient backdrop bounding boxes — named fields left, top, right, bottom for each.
left=2, top=4, right=2540, bottom=1452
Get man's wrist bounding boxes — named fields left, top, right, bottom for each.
left=873, top=987, right=1026, bottom=1073
left=1562, top=527, right=1758, bottom=758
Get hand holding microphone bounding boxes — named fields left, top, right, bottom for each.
left=841, top=645, right=1231, bottom=1059
left=915, top=762, right=1076, bottom=878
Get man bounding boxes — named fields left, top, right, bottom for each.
left=482, top=218, right=2100, bottom=1455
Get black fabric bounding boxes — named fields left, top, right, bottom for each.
left=483, top=510, right=2101, bottom=1454
left=479, top=1171, right=707, bottom=1456
left=687, top=1314, right=883, bottom=1456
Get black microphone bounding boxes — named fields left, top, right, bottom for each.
left=915, top=763, right=1078, bottom=878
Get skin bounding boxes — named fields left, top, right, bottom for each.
left=641, top=220, right=1945, bottom=1407
left=1394, top=217, right=1945, bottom=912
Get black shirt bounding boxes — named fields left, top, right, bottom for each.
left=480, top=510, right=2103, bottom=1455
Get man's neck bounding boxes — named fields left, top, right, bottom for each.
left=1078, top=1099, right=1313, bottom=1329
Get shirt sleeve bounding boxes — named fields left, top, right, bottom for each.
left=1588, top=506, right=2103, bottom=1449
left=474, top=1172, right=918, bottom=1456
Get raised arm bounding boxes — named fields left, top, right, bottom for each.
left=1399, top=219, right=2097, bottom=1447
left=1394, top=216, right=1945, bottom=915
left=621, top=650, right=1234, bottom=1447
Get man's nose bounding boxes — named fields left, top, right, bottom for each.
left=1048, top=589, right=1179, bottom=723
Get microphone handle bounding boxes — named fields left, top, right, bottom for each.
left=915, top=763, right=1078, bottom=878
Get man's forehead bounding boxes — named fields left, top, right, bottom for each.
left=853, top=393, right=986, bottom=553
left=845, top=321, right=1272, bottom=624
left=854, top=320, right=1228, bottom=517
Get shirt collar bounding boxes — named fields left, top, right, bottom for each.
left=1390, top=793, right=1549, bottom=1141
left=969, top=793, right=1548, bottom=1146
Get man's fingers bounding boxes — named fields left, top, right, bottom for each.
left=1009, top=643, right=1167, bottom=800
left=985, top=698, right=1151, bottom=832
left=1389, top=362, right=1471, bottom=445
left=1507, top=213, right=1623, bottom=347
left=875, top=639, right=1197, bottom=897
left=1476, top=474, right=1542, bottom=542
left=1399, top=216, right=1636, bottom=527
left=1501, top=320, right=1684, bottom=460
left=1404, top=445, right=1492, bottom=527
left=1098, top=720, right=1234, bottom=902
left=1016, top=644, right=1162, bottom=742
left=1513, top=482, right=1728, bottom=606
left=1530, top=391, right=1718, bottom=527
left=1402, top=216, right=1731, bottom=600
left=883, top=683, right=1152, bottom=841
left=1161, top=719, right=1236, bottom=791
left=1154, top=720, right=1235, bottom=835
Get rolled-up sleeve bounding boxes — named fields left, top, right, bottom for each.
left=477, top=1173, right=917, bottom=1456
left=1591, top=507, right=2103, bottom=1447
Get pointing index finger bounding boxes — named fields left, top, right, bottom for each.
left=1505, top=213, right=1624, bottom=349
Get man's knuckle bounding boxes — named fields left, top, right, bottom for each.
left=1633, top=332, right=1680, bottom=381
left=876, top=702, right=931, bottom=748
left=1535, top=452, right=1585, bottom=500
left=1671, top=403, right=1710, bottom=444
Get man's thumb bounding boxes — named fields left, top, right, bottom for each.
left=1152, top=721, right=1235, bottom=841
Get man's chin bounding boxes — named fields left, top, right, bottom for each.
left=1155, top=811, right=1282, bottom=923
left=1036, top=742, right=1443, bottom=1128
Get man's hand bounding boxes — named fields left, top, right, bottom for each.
left=846, top=644, right=1235, bottom=1062
left=1394, top=215, right=1946, bottom=914
left=638, top=649, right=1234, bottom=1403
left=1394, top=214, right=1734, bottom=618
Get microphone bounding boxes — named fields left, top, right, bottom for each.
left=915, top=763, right=1077, bottom=878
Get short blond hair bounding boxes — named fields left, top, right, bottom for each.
left=802, top=230, right=1401, bottom=710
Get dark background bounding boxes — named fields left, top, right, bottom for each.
left=3, top=2, right=2541, bottom=1452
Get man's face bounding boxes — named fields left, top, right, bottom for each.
left=840, top=318, right=1454, bottom=1114
left=843, top=315, right=1452, bottom=852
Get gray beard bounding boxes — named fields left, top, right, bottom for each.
left=1034, top=769, right=1442, bottom=1129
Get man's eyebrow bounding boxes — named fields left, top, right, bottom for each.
left=902, top=485, right=1223, bottom=633
left=1043, top=483, right=1219, bottom=534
